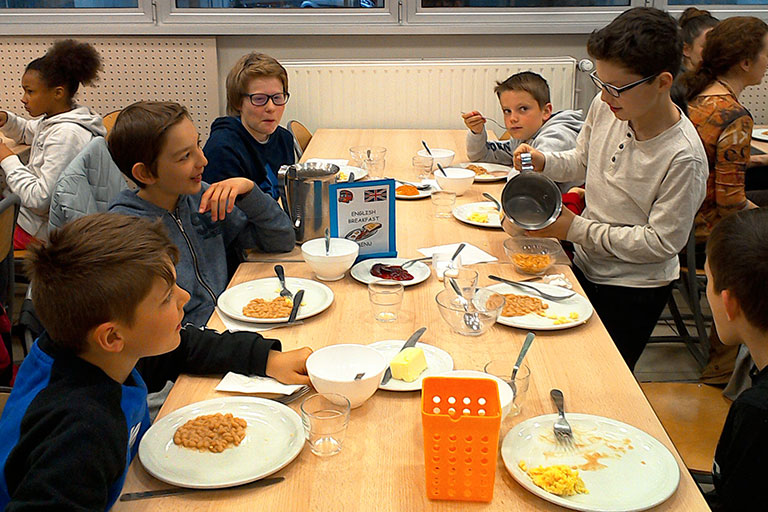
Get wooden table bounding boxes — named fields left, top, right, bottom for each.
left=116, top=129, right=710, bottom=511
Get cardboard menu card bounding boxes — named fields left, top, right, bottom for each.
left=329, top=179, right=396, bottom=261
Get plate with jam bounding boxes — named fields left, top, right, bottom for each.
left=350, top=258, right=431, bottom=287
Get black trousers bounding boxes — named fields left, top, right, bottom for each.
left=573, top=266, right=673, bottom=371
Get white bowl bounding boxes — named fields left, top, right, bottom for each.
left=301, top=238, right=360, bottom=281
left=438, top=370, right=514, bottom=420
left=418, top=148, right=455, bottom=168
left=306, top=344, right=388, bottom=408
left=435, top=167, right=475, bottom=196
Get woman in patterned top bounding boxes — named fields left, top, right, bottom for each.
left=678, top=17, right=767, bottom=247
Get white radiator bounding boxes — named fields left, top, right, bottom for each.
left=282, top=58, right=577, bottom=133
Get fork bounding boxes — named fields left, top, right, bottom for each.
left=402, top=256, right=431, bottom=268
left=272, top=385, right=311, bottom=405
left=274, top=265, right=292, bottom=300
left=488, top=275, right=576, bottom=301
left=550, top=389, right=575, bottom=450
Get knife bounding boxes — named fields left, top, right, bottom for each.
left=381, top=327, right=427, bottom=385
left=287, top=289, right=305, bottom=324
left=119, top=476, right=284, bottom=501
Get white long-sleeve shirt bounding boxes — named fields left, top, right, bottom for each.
left=543, top=94, right=708, bottom=287
left=1, top=106, right=106, bottom=239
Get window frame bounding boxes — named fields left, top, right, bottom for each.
left=0, top=0, right=154, bottom=33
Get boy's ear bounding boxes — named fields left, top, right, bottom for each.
left=131, top=162, right=157, bottom=187
left=721, top=289, right=742, bottom=322
left=542, top=102, right=553, bottom=120
left=657, top=72, right=674, bottom=90
left=90, top=322, right=126, bottom=354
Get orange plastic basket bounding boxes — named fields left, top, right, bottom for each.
left=421, top=376, right=501, bottom=502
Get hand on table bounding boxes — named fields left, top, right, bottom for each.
left=199, top=177, right=254, bottom=222
left=0, top=142, right=14, bottom=162
left=462, top=111, right=486, bottom=134
left=512, top=143, right=546, bottom=172
left=526, top=205, right=576, bottom=241
left=266, top=346, right=313, bottom=385
left=749, top=154, right=768, bottom=168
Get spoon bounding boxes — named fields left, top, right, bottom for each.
left=450, top=243, right=466, bottom=263
left=461, top=111, right=507, bottom=132
left=348, top=171, right=355, bottom=182
left=482, top=192, right=502, bottom=212
left=324, top=227, right=330, bottom=256
left=448, top=277, right=481, bottom=331
left=488, top=274, right=576, bottom=301
left=421, top=140, right=433, bottom=156
left=510, top=332, right=535, bottom=396
left=436, top=163, right=449, bottom=177
left=354, top=372, right=365, bottom=380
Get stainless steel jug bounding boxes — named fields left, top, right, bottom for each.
left=278, top=162, right=340, bottom=243
left=500, top=172, right=562, bottom=234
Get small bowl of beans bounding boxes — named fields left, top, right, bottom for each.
left=503, top=237, right=562, bottom=275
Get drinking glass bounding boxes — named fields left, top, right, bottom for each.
left=300, top=393, right=351, bottom=457
left=367, top=280, right=404, bottom=322
left=412, top=155, right=433, bottom=180
left=443, top=267, right=479, bottom=298
left=431, top=190, right=456, bottom=218
left=349, top=146, right=387, bottom=178
left=483, top=361, right=531, bottom=417
left=432, top=252, right=461, bottom=281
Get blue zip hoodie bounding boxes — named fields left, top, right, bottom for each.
left=108, top=184, right=295, bottom=326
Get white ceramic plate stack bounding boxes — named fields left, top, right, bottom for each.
left=501, top=413, right=680, bottom=511
left=138, top=397, right=305, bottom=489
left=217, top=277, right=334, bottom=323
left=457, top=162, right=517, bottom=182
left=452, top=202, right=503, bottom=228
left=369, top=340, right=454, bottom=391
left=486, top=282, right=593, bottom=330
left=350, top=258, right=431, bottom=287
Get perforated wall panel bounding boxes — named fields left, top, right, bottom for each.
left=741, top=74, right=768, bottom=125
left=0, top=37, right=219, bottom=142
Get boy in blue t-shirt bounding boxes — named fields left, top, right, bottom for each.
left=203, top=52, right=295, bottom=200
left=0, top=213, right=311, bottom=510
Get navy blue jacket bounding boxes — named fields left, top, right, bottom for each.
left=0, top=328, right=280, bottom=511
left=109, top=184, right=295, bottom=326
left=202, top=116, right=295, bottom=200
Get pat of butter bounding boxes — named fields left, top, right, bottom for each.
left=390, top=347, right=428, bottom=382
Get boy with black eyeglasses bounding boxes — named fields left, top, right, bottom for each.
left=203, top=53, right=294, bottom=200
left=513, top=7, right=708, bottom=371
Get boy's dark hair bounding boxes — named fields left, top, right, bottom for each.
left=26, top=39, right=101, bottom=100
left=25, top=213, right=180, bottom=354
left=494, top=71, right=551, bottom=109
left=707, top=209, right=768, bottom=332
left=679, top=16, right=768, bottom=101
left=587, top=7, right=682, bottom=79
left=678, top=7, right=719, bottom=50
left=108, top=101, right=190, bottom=188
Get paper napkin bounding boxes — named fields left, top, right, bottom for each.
left=216, top=308, right=303, bottom=333
left=417, top=243, right=498, bottom=265
left=215, top=372, right=303, bottom=395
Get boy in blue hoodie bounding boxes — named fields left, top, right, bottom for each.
left=108, top=101, right=295, bottom=326
left=463, top=71, right=583, bottom=193
left=202, top=52, right=295, bottom=200
left=0, top=213, right=311, bottom=511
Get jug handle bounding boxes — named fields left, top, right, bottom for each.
left=277, top=165, right=292, bottom=218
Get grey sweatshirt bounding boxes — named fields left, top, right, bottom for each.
left=1, top=106, right=106, bottom=239
left=465, top=109, right=584, bottom=192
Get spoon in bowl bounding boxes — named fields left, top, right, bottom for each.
left=324, top=227, right=331, bottom=256
left=436, top=163, right=449, bottom=178
left=421, top=140, right=433, bottom=156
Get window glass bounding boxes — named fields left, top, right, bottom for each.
left=420, top=0, right=629, bottom=7
left=0, top=1, right=138, bottom=6
left=176, top=0, right=383, bottom=7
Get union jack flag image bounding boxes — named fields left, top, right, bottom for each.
left=364, top=188, right=388, bottom=202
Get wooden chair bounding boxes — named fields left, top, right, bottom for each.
left=102, top=110, right=121, bottom=137
left=0, top=386, right=11, bottom=415
left=641, top=382, right=731, bottom=477
left=287, top=120, right=313, bottom=159
left=0, top=195, right=20, bottom=322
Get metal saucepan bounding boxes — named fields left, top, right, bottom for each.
left=500, top=172, right=562, bottom=232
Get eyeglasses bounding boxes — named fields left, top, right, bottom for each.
left=589, top=71, right=658, bottom=98
left=243, top=92, right=290, bottom=107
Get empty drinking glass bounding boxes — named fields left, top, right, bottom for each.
left=367, top=280, right=404, bottom=322
left=349, top=146, right=387, bottom=178
left=300, top=393, right=351, bottom=457
left=483, top=361, right=531, bottom=417
left=431, top=190, right=456, bottom=219
left=412, top=155, right=433, bottom=180
left=443, top=268, right=479, bottom=298
left=432, top=251, right=461, bottom=281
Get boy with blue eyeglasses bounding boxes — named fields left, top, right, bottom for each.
left=513, top=7, right=708, bottom=371
left=203, top=53, right=295, bottom=200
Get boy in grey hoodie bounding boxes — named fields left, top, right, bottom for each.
left=108, top=101, right=295, bottom=326
left=463, top=71, right=583, bottom=193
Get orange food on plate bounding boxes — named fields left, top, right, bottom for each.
left=173, top=413, right=247, bottom=453
left=502, top=293, right=548, bottom=317
left=396, top=184, right=419, bottom=196
left=466, top=164, right=489, bottom=175
left=243, top=296, right=293, bottom=318
left=512, top=253, right=552, bottom=274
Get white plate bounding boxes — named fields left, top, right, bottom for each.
left=395, top=181, right=433, bottom=200
left=337, top=165, right=368, bottom=182
left=457, top=162, right=517, bottom=182
left=350, top=258, right=431, bottom=287
left=369, top=340, right=454, bottom=391
left=437, top=369, right=514, bottom=419
left=752, top=127, right=768, bottom=143
left=138, top=397, right=304, bottom=489
left=217, top=277, right=334, bottom=323
left=452, top=201, right=503, bottom=228
left=501, top=413, right=680, bottom=512
left=486, top=282, right=593, bottom=330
